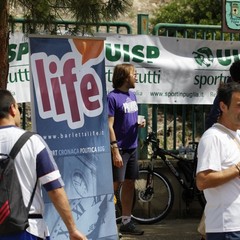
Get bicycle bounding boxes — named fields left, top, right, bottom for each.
left=115, top=132, right=205, bottom=224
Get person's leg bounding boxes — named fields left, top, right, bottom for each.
left=207, top=231, right=240, bottom=240
left=121, top=178, right=135, bottom=218
left=121, top=149, right=138, bottom=222
left=206, top=232, right=224, bottom=240
left=119, top=149, right=144, bottom=235
left=225, top=231, right=240, bottom=240
left=112, top=153, right=126, bottom=239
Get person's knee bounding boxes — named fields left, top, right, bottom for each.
left=123, top=179, right=135, bottom=188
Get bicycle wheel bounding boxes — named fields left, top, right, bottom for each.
left=131, top=169, right=174, bottom=224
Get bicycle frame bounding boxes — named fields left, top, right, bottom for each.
left=146, top=132, right=198, bottom=190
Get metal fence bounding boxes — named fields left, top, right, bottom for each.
left=9, top=18, right=235, bottom=153
left=145, top=23, right=240, bottom=154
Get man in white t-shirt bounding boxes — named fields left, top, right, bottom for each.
left=0, top=89, right=87, bottom=240
left=196, top=82, right=240, bottom=240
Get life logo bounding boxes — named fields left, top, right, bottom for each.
left=30, top=37, right=104, bottom=129
left=192, top=47, right=214, bottom=67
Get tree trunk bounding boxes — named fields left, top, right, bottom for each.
left=0, top=0, right=9, bottom=90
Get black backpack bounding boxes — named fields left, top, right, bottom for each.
left=0, top=131, right=37, bottom=235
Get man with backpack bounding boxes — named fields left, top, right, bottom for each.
left=0, top=89, right=87, bottom=240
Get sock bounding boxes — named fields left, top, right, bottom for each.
left=122, top=216, right=131, bottom=225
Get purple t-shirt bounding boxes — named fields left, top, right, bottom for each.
left=107, top=89, right=138, bottom=149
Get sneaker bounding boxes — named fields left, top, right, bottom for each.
left=118, top=232, right=122, bottom=239
left=119, top=220, right=144, bottom=235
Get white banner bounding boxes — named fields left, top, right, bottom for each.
left=104, top=34, right=234, bottom=104
left=8, top=33, right=30, bottom=103
left=8, top=33, right=239, bottom=104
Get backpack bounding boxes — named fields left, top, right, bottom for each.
left=0, top=131, right=37, bottom=235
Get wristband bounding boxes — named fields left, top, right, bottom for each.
left=110, top=140, right=118, bottom=145
left=235, top=164, right=240, bottom=176
left=111, top=145, right=119, bottom=149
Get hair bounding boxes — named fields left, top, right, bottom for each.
left=112, top=63, right=135, bottom=89
left=218, top=82, right=240, bottom=108
left=0, top=89, right=15, bottom=119
left=230, top=60, right=240, bottom=82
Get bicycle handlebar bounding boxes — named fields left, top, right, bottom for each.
left=145, top=132, right=158, bottom=145
left=145, top=132, right=199, bottom=161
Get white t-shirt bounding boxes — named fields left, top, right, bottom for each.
left=197, top=123, right=240, bottom=233
left=0, top=126, right=64, bottom=238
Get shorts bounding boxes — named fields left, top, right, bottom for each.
left=0, top=231, right=50, bottom=240
left=112, top=148, right=139, bottom=182
left=206, top=231, right=240, bottom=240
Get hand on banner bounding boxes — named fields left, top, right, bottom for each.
left=69, top=229, right=88, bottom=240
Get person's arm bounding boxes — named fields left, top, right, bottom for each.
left=48, top=187, right=87, bottom=240
left=196, top=164, right=240, bottom=191
left=108, top=116, right=123, bottom=168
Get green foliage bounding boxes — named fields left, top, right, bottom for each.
left=8, top=0, right=132, bottom=34
left=10, top=0, right=132, bottom=23
left=151, top=0, right=222, bottom=26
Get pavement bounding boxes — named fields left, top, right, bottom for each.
left=118, top=217, right=202, bottom=240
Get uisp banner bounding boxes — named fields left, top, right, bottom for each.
left=29, top=35, right=117, bottom=240
left=8, top=32, right=30, bottom=103
left=11, top=33, right=240, bottom=104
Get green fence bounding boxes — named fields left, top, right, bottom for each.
left=144, top=23, right=240, bottom=154
left=9, top=18, right=132, bottom=34
left=9, top=17, right=236, bottom=153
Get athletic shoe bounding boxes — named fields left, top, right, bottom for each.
left=119, top=220, right=144, bottom=235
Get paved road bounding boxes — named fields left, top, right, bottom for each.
left=119, top=218, right=202, bottom=240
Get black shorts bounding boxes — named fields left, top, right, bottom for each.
left=112, top=148, right=139, bottom=182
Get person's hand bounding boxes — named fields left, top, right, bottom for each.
left=113, top=153, right=123, bottom=168
left=138, top=119, right=146, bottom=128
left=69, top=229, right=88, bottom=240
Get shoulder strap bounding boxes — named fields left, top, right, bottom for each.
left=9, top=131, right=37, bottom=212
left=9, top=131, right=35, bottom=159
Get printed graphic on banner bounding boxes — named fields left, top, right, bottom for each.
left=29, top=36, right=117, bottom=240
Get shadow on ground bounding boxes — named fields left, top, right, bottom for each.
left=119, top=218, right=201, bottom=240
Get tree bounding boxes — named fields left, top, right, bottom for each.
left=151, top=0, right=221, bottom=26
left=0, top=0, right=132, bottom=89
left=0, top=0, right=9, bottom=89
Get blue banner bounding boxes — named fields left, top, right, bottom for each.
left=29, top=36, right=117, bottom=240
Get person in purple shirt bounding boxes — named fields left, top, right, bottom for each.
left=107, top=64, right=145, bottom=236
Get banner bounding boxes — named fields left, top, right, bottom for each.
left=104, top=34, right=233, bottom=104
left=29, top=35, right=117, bottom=240
left=8, top=33, right=30, bottom=103
left=9, top=33, right=240, bottom=104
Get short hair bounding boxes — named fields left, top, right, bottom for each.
left=0, top=89, right=15, bottom=119
left=230, top=60, right=240, bottom=82
left=218, top=82, right=240, bottom=108
left=112, top=64, right=135, bottom=89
